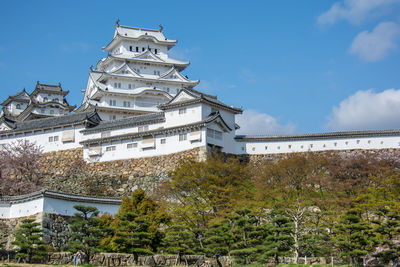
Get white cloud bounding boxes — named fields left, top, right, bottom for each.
left=349, top=22, right=400, bottom=61
left=326, top=89, right=400, bottom=131
left=236, top=109, right=295, bottom=135
left=317, top=0, right=400, bottom=25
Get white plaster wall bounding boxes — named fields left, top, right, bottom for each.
left=0, top=196, right=120, bottom=219
left=83, top=129, right=206, bottom=162
left=43, top=197, right=120, bottom=216
left=35, top=93, right=64, bottom=103
left=0, top=204, right=11, bottom=219
left=8, top=198, right=44, bottom=219
left=164, top=104, right=202, bottom=128
left=237, top=135, right=400, bottom=155
left=0, top=125, right=85, bottom=153
left=82, top=120, right=165, bottom=140
left=8, top=102, right=27, bottom=116
left=116, top=41, right=168, bottom=57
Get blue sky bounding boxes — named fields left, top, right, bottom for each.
left=0, top=0, right=400, bottom=134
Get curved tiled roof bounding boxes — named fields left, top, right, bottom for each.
left=0, top=111, right=101, bottom=135
left=104, top=25, right=177, bottom=51
left=81, top=112, right=165, bottom=134
left=159, top=88, right=242, bottom=114
left=0, top=189, right=121, bottom=205
left=0, top=89, right=30, bottom=106
left=80, top=112, right=226, bottom=145
left=235, top=129, right=400, bottom=142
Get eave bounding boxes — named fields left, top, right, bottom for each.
left=103, top=34, right=177, bottom=52
left=234, top=129, right=400, bottom=142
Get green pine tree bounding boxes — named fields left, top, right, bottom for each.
left=229, top=208, right=264, bottom=264
left=203, top=220, right=232, bottom=267
left=112, top=212, right=154, bottom=261
left=66, top=205, right=103, bottom=263
left=163, top=224, right=196, bottom=264
left=107, top=189, right=169, bottom=262
left=374, top=209, right=400, bottom=265
left=261, top=210, right=294, bottom=265
left=12, top=218, right=47, bottom=263
left=333, top=209, right=373, bottom=266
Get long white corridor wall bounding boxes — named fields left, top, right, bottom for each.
left=0, top=190, right=121, bottom=219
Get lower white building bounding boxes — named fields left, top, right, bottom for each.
left=0, top=189, right=121, bottom=219
left=1, top=88, right=400, bottom=163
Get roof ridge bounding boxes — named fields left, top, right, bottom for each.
left=118, top=24, right=161, bottom=33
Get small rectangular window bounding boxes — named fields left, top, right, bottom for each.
left=142, top=47, right=145, bottom=51
left=138, top=125, right=149, bottom=132
left=48, top=136, right=53, bottom=142
left=155, top=49, right=158, bottom=54
left=179, top=108, right=187, bottom=114
left=101, top=131, right=111, bottom=138
left=127, top=143, right=138, bottom=149
left=105, top=146, right=116, bottom=152
left=54, top=136, right=59, bottom=142
left=118, top=83, right=121, bottom=88
left=160, top=138, right=166, bottom=144
left=179, top=133, right=187, bottom=141
left=129, top=46, right=133, bottom=51
left=136, top=47, right=139, bottom=52
left=128, top=84, right=131, bottom=89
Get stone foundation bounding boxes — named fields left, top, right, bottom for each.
left=0, top=212, right=70, bottom=251
left=45, top=252, right=330, bottom=266
left=35, top=147, right=400, bottom=198
left=39, top=147, right=202, bottom=197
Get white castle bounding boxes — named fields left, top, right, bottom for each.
left=1, top=22, right=400, bottom=162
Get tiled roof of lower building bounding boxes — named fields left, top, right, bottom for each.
left=235, top=129, right=400, bottom=142
left=81, top=112, right=165, bottom=134
left=0, top=111, right=101, bottom=135
left=0, top=189, right=121, bottom=205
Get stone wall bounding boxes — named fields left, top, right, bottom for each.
left=45, top=252, right=329, bottom=266
left=39, top=147, right=202, bottom=197
left=36, top=147, right=400, bottom=198
left=0, top=212, right=70, bottom=251
left=247, top=148, right=400, bottom=167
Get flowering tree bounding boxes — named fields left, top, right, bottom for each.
left=0, top=140, right=43, bottom=196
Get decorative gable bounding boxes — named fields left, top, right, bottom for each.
left=159, top=68, right=188, bottom=82
left=169, top=91, right=196, bottom=104
left=110, top=63, right=142, bottom=77
left=134, top=50, right=163, bottom=62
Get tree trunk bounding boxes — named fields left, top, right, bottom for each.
left=216, top=255, right=222, bottom=267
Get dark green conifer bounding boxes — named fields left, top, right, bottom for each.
left=229, top=208, right=264, bottom=264
left=333, top=209, right=372, bottom=265
left=67, top=205, right=103, bottom=263
left=261, top=210, right=294, bottom=265
left=203, top=220, right=232, bottom=266
left=12, top=218, right=47, bottom=263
